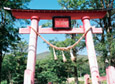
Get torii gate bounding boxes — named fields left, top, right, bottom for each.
left=11, top=9, right=106, bottom=84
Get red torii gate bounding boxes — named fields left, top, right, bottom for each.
left=11, top=9, right=107, bottom=84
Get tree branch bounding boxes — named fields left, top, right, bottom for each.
left=110, top=0, right=114, bottom=8
left=92, top=19, right=100, bottom=25
left=94, top=34, right=101, bottom=42
left=100, top=0, right=104, bottom=9
left=104, top=0, right=107, bottom=8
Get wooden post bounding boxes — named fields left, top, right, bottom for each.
left=106, top=66, right=115, bottom=84
left=24, top=16, right=39, bottom=84
left=82, top=16, right=99, bottom=84
left=84, top=74, right=90, bottom=84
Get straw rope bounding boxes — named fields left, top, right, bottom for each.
left=29, top=26, right=92, bottom=51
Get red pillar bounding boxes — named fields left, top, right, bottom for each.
left=82, top=16, right=99, bottom=84
left=84, top=74, right=90, bottom=84
left=106, top=66, right=115, bottom=84
left=24, top=16, right=39, bottom=84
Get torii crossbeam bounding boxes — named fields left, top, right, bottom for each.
left=11, top=9, right=106, bottom=84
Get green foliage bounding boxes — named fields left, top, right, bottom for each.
left=0, top=0, right=31, bottom=83
left=35, top=58, right=68, bottom=84
left=0, top=0, right=31, bottom=9
left=1, top=41, right=28, bottom=84
left=1, top=80, right=7, bottom=84
left=0, top=0, right=31, bottom=52
left=35, top=53, right=91, bottom=84
left=42, top=21, right=52, bottom=28
left=58, top=0, right=86, bottom=9
left=77, top=58, right=90, bottom=77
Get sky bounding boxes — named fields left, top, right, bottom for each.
left=20, top=0, right=87, bottom=55
left=28, top=0, right=61, bottom=9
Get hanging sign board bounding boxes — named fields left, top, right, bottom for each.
left=52, top=16, right=71, bottom=30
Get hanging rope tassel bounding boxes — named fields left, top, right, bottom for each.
left=70, top=49, right=76, bottom=62
left=62, top=51, right=67, bottom=62
left=53, top=48, right=57, bottom=60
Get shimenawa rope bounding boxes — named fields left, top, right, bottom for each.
left=29, top=26, right=92, bottom=51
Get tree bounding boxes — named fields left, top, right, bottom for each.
left=1, top=41, right=28, bottom=84
left=86, top=0, right=115, bottom=68
left=0, top=0, right=31, bottom=83
left=35, top=57, right=69, bottom=84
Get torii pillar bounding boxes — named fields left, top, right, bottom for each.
left=24, top=16, right=39, bottom=84
left=82, top=16, right=99, bottom=84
